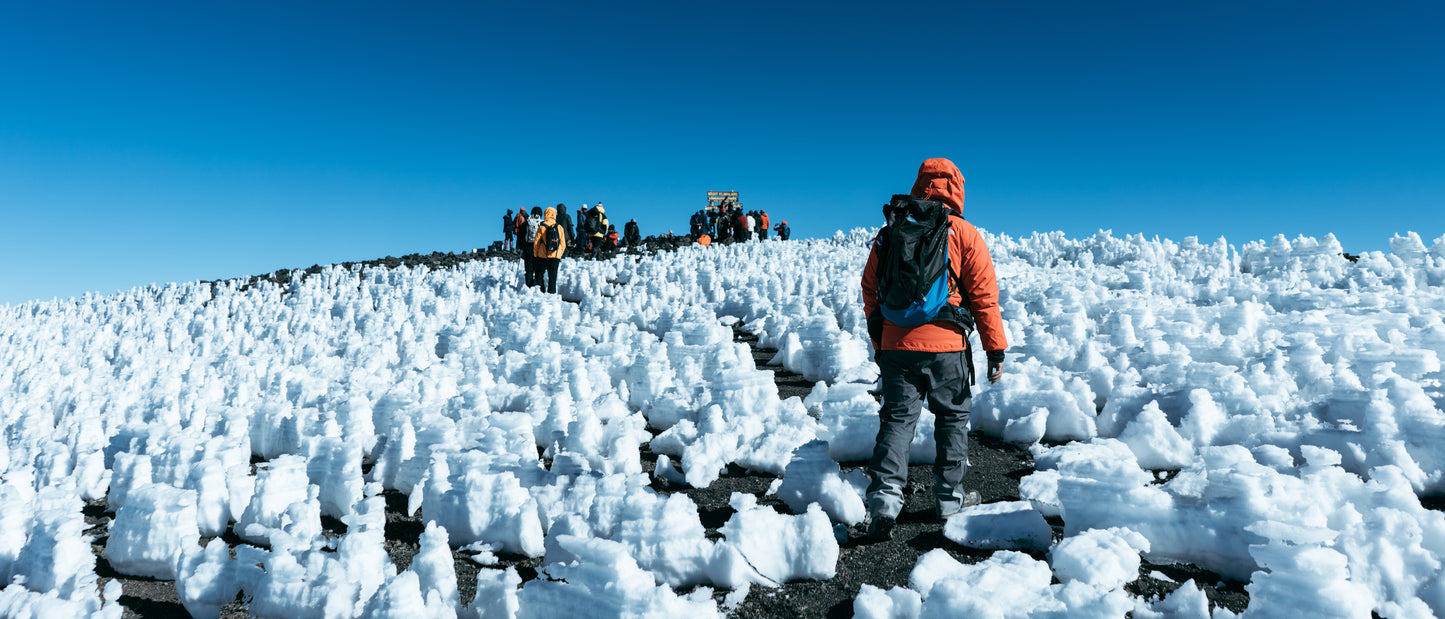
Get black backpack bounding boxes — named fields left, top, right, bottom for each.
left=873, top=194, right=974, bottom=331
left=544, top=224, right=561, bottom=253
left=870, top=194, right=978, bottom=380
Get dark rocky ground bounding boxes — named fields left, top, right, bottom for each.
left=87, top=243, right=1429, bottom=617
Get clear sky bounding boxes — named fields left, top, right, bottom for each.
left=3, top=1, right=1442, bottom=305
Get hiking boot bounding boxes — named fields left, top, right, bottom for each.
left=866, top=514, right=896, bottom=541
left=936, top=490, right=982, bottom=521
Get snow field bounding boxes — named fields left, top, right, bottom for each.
left=0, top=252, right=846, bottom=617
left=1, top=229, right=1444, bottom=616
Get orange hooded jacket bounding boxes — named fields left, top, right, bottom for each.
left=860, top=158, right=1007, bottom=353
left=533, top=207, right=567, bottom=259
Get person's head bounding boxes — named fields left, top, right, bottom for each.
left=506, top=209, right=512, bottom=215
left=910, top=158, right=965, bottom=213
left=582, top=203, right=588, bottom=210
left=556, top=203, right=566, bottom=210
left=630, top=218, right=636, bottom=223
left=543, top=206, right=557, bottom=222
left=531, top=206, right=543, bottom=217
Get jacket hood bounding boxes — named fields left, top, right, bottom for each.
left=543, top=207, right=557, bottom=225
left=910, top=158, right=965, bottom=213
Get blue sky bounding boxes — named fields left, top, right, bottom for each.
left=2, top=1, right=1442, bottom=305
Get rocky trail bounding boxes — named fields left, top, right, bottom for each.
left=86, top=247, right=1254, bottom=618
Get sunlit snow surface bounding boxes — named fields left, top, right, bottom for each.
left=3, top=229, right=1445, bottom=617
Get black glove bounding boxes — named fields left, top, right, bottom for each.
left=986, top=351, right=1005, bottom=384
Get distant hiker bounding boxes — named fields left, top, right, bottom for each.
left=690, top=210, right=707, bottom=238
left=533, top=206, right=567, bottom=294
left=513, top=210, right=529, bottom=250
left=758, top=210, right=770, bottom=240
left=774, top=220, right=790, bottom=241
left=523, top=206, right=544, bottom=288
left=624, top=218, right=641, bottom=248
left=502, top=209, right=516, bottom=250
left=555, top=203, right=576, bottom=248
left=858, top=158, right=1007, bottom=540
left=604, top=225, right=620, bottom=254
left=576, top=205, right=589, bottom=250
left=589, top=205, right=610, bottom=258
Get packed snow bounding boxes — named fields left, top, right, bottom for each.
left=2, top=228, right=1445, bottom=618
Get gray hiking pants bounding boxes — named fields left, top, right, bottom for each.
left=866, top=350, right=972, bottom=519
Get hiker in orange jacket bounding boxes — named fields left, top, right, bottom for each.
left=532, top=206, right=567, bottom=293
left=858, top=157, right=1008, bottom=539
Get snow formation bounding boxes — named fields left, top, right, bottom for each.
left=2, top=229, right=1445, bottom=617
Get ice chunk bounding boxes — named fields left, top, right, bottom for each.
left=1118, top=401, right=1194, bottom=469
left=236, top=454, right=317, bottom=546
left=12, top=490, right=97, bottom=601
left=421, top=453, right=544, bottom=557
left=652, top=455, right=688, bottom=485
left=462, top=567, right=520, bottom=619
left=852, top=584, right=922, bottom=619
left=412, top=522, right=460, bottom=611
left=908, top=549, right=1053, bottom=607
left=1245, top=542, right=1373, bottom=618
left=361, top=570, right=455, bottom=618
left=776, top=439, right=866, bottom=525
left=0, top=585, right=113, bottom=619
left=104, top=483, right=200, bottom=580
left=1130, top=579, right=1211, bottom=619
left=1049, top=527, right=1150, bottom=590
left=1019, top=469, right=1062, bottom=518
left=338, top=492, right=395, bottom=606
left=176, top=539, right=239, bottom=619
left=0, top=473, right=38, bottom=582
left=517, top=535, right=719, bottom=618
left=941, top=501, right=1053, bottom=551
left=719, top=493, right=838, bottom=583
left=307, top=435, right=364, bottom=519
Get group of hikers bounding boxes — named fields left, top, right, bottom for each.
left=498, top=200, right=794, bottom=294
left=688, top=204, right=790, bottom=244
left=492, top=160, right=1007, bottom=548
left=500, top=202, right=648, bottom=293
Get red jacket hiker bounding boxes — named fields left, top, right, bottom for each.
left=513, top=212, right=528, bottom=242
left=858, top=158, right=1007, bottom=536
